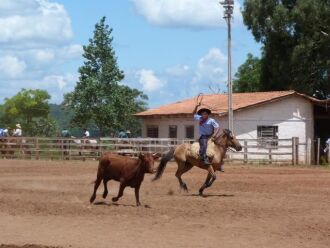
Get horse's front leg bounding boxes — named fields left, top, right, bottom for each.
left=199, top=173, right=212, bottom=196
left=199, top=165, right=217, bottom=196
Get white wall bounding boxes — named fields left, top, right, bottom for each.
left=140, top=95, right=314, bottom=163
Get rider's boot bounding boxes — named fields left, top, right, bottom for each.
left=202, top=155, right=211, bottom=165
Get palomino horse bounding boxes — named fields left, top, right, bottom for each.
left=153, top=129, right=242, bottom=195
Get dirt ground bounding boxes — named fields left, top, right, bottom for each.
left=0, top=160, right=329, bottom=248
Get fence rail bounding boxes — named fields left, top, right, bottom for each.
left=0, top=136, right=303, bottom=164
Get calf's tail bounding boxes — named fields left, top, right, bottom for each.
left=153, top=148, right=175, bottom=181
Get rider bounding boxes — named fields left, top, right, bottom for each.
left=12, top=124, right=22, bottom=137
left=193, top=103, right=219, bottom=166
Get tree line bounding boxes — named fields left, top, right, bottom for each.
left=234, top=0, right=329, bottom=99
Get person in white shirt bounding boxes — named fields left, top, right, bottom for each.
left=324, top=137, right=330, bottom=153
left=13, top=124, right=22, bottom=137
left=83, top=128, right=90, bottom=138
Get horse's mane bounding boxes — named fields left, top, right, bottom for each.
left=212, top=129, right=224, bottom=144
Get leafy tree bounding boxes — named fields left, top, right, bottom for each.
left=242, top=0, right=330, bottom=98
left=1, top=88, right=57, bottom=136
left=64, top=16, right=147, bottom=136
left=233, top=53, right=262, bottom=92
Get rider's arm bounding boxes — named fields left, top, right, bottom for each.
left=193, top=104, right=201, bottom=120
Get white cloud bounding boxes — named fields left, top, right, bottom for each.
left=137, top=69, right=165, bottom=92
left=0, top=1, right=82, bottom=104
left=43, top=73, right=77, bottom=92
left=34, top=49, right=55, bottom=62
left=192, top=48, right=227, bottom=85
left=165, top=64, right=190, bottom=77
left=59, top=44, right=83, bottom=59
left=0, top=55, right=26, bottom=78
left=123, top=48, right=228, bottom=107
left=0, top=0, right=73, bottom=46
left=132, top=0, right=242, bottom=29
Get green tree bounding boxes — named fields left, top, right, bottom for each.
left=233, top=53, right=262, bottom=92
left=64, top=16, right=147, bottom=136
left=1, top=88, right=57, bottom=136
left=242, top=0, right=330, bottom=98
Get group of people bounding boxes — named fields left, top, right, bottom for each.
left=0, top=124, right=22, bottom=137
left=61, top=128, right=132, bottom=139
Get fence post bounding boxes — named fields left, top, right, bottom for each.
left=306, top=138, right=312, bottom=165
left=243, top=140, right=248, bottom=164
left=35, top=138, right=39, bottom=160
left=268, top=148, right=272, bottom=164
left=316, top=138, right=320, bottom=165
left=292, top=137, right=299, bottom=165
left=295, top=137, right=299, bottom=165
left=292, top=137, right=296, bottom=165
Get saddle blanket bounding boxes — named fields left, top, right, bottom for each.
left=188, top=140, right=217, bottom=159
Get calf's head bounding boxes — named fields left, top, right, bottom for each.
left=138, top=153, right=160, bottom=173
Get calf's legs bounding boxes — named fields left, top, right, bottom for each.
left=102, top=179, right=109, bottom=199
left=112, top=182, right=126, bottom=203
left=135, top=185, right=141, bottom=206
left=90, top=176, right=102, bottom=203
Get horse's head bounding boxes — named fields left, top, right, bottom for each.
left=213, top=129, right=242, bottom=151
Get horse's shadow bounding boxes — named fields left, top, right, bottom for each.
left=186, top=193, right=235, bottom=198
left=92, top=201, right=151, bottom=208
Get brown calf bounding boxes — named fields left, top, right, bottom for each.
left=90, top=153, right=159, bottom=206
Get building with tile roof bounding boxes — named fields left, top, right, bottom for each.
left=136, top=91, right=330, bottom=163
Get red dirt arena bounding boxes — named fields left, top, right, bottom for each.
left=0, top=160, right=329, bottom=248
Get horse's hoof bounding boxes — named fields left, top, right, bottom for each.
left=102, top=192, right=108, bottom=199
left=181, top=183, right=188, bottom=192
left=112, top=197, right=118, bottom=202
left=90, top=194, right=96, bottom=203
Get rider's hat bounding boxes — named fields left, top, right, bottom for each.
left=197, top=108, right=211, bottom=115
left=16, top=124, right=21, bottom=128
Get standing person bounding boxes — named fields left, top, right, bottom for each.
left=61, top=128, right=71, bottom=138
left=324, top=137, right=330, bottom=153
left=193, top=103, right=220, bottom=166
left=126, top=130, right=131, bottom=138
left=83, top=128, right=90, bottom=138
left=12, top=124, right=22, bottom=137
left=118, top=129, right=128, bottom=138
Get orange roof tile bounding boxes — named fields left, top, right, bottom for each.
left=135, top=90, right=321, bottom=117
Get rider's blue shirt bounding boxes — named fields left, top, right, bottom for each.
left=194, top=114, right=219, bottom=136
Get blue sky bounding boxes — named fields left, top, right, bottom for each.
left=0, top=0, right=261, bottom=107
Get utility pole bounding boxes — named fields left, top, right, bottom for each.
left=220, top=0, right=234, bottom=132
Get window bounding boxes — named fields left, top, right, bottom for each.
left=185, top=125, right=194, bottom=139
left=169, top=125, right=177, bottom=138
left=257, top=126, right=278, bottom=147
left=147, top=125, right=159, bottom=138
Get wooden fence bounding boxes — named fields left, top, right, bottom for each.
left=0, top=137, right=306, bottom=164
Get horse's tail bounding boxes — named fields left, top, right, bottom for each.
left=153, top=148, right=175, bottom=181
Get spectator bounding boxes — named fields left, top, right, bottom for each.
left=126, top=130, right=131, bottom=138
left=61, top=129, right=71, bottom=138
left=83, top=128, right=90, bottom=138
left=118, top=129, right=128, bottom=138
left=12, top=124, right=22, bottom=137
left=324, top=137, right=330, bottom=153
